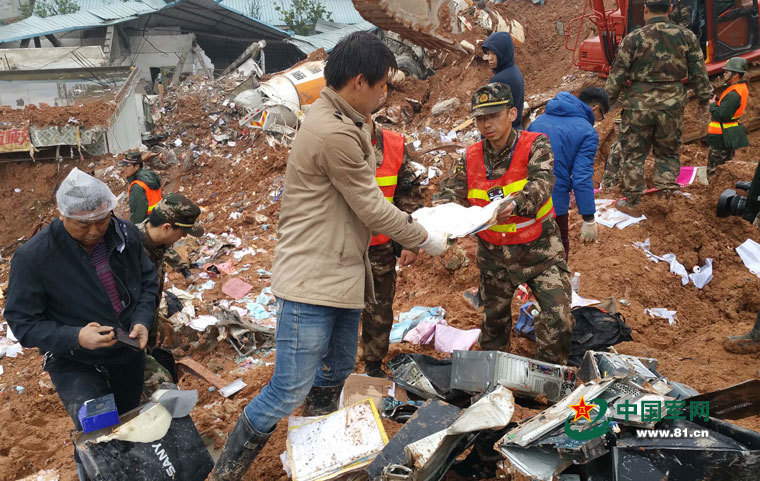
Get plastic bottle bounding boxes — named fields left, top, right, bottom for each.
left=571, top=272, right=581, bottom=294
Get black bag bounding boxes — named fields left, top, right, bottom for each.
left=568, top=307, right=633, bottom=367
left=74, top=412, right=213, bottom=481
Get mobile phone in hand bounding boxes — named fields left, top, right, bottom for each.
left=115, top=327, right=141, bottom=351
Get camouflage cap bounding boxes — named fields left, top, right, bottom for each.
left=471, top=83, right=514, bottom=117
left=150, top=193, right=204, bottom=237
left=118, top=150, right=143, bottom=166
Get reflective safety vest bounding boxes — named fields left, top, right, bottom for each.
left=128, top=179, right=163, bottom=214
left=466, top=131, right=554, bottom=245
left=708, top=82, right=749, bottom=135
left=370, top=130, right=405, bottom=246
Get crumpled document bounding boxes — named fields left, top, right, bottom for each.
left=633, top=238, right=689, bottom=286
left=645, top=308, right=677, bottom=326
left=737, top=239, right=760, bottom=278
left=412, top=198, right=511, bottom=238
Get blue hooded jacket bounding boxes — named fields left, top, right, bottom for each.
left=527, top=91, right=598, bottom=217
left=482, top=32, right=524, bottom=129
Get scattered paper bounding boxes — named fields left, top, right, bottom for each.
left=737, top=239, right=760, bottom=278
left=220, top=379, right=246, bottom=398
left=689, top=258, right=713, bottom=289
left=595, top=199, right=646, bottom=229
left=645, top=308, right=677, bottom=326
left=222, top=278, right=253, bottom=299
left=571, top=290, right=600, bottom=308
left=189, top=315, right=219, bottom=331
left=633, top=238, right=689, bottom=286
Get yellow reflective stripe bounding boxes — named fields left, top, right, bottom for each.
left=489, top=223, right=518, bottom=233
left=147, top=202, right=160, bottom=213
left=537, top=198, right=553, bottom=219
left=384, top=196, right=393, bottom=202
left=709, top=121, right=738, bottom=128
left=467, top=179, right=528, bottom=201
left=376, top=175, right=398, bottom=187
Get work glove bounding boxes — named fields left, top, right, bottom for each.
left=179, top=266, right=193, bottom=279
left=419, top=230, right=451, bottom=256
left=580, top=221, right=597, bottom=243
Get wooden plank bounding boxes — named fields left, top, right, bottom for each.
left=176, top=357, right=230, bottom=390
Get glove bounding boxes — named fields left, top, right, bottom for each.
left=580, top=221, right=597, bottom=243
left=419, top=230, right=451, bottom=256
left=179, top=267, right=192, bottom=279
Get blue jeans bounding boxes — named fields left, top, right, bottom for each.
left=243, top=298, right=362, bottom=433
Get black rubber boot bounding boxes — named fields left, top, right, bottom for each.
left=301, top=384, right=344, bottom=417
left=364, top=361, right=385, bottom=378
left=724, top=312, right=760, bottom=354
left=210, top=414, right=273, bottom=481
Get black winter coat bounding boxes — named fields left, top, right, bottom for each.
left=3, top=216, right=158, bottom=365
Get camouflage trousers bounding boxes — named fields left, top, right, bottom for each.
left=619, top=107, right=684, bottom=201
left=707, top=144, right=735, bottom=179
left=141, top=353, right=173, bottom=403
left=360, top=242, right=397, bottom=363
left=601, top=139, right=622, bottom=189
left=478, top=246, right=573, bottom=365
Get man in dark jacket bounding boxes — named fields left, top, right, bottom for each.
left=482, top=32, right=524, bottom=129
left=4, top=168, right=158, bottom=481
left=528, top=87, right=609, bottom=257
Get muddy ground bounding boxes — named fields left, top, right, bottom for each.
left=1, top=2, right=760, bottom=480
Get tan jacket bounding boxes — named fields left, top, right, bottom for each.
left=271, top=87, right=428, bottom=309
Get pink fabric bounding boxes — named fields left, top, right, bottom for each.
left=222, top=277, right=253, bottom=299
left=434, top=324, right=481, bottom=353
left=677, top=166, right=697, bottom=186
left=403, top=320, right=446, bottom=345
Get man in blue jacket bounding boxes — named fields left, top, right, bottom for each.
left=528, top=87, right=609, bottom=258
left=4, top=168, right=158, bottom=481
left=483, top=32, right=524, bottom=129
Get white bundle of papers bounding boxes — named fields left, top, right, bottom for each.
left=412, top=198, right=510, bottom=239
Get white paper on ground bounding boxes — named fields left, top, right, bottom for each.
left=189, top=315, right=219, bottom=331
left=689, top=258, right=713, bottom=289
left=412, top=198, right=510, bottom=238
left=571, top=290, right=600, bottom=308
left=737, top=239, right=760, bottom=278
left=645, top=308, right=677, bottom=326
left=594, top=199, right=646, bottom=229
left=634, top=239, right=689, bottom=286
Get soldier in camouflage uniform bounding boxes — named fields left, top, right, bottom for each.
left=601, top=116, right=623, bottom=189
left=361, top=119, right=423, bottom=378
left=138, top=193, right=203, bottom=399
left=707, top=57, right=750, bottom=179
left=605, top=0, right=712, bottom=216
left=670, top=0, right=693, bottom=28
left=434, top=83, right=573, bottom=365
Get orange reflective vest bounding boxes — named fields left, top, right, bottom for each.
left=708, top=82, right=749, bottom=135
left=466, top=131, right=554, bottom=246
left=128, top=179, right=163, bottom=214
left=370, top=130, right=405, bottom=246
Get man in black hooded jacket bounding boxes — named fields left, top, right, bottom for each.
left=482, top=31, right=525, bottom=129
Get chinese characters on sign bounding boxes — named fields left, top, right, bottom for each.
left=616, top=399, right=710, bottom=422
left=0, top=127, right=32, bottom=153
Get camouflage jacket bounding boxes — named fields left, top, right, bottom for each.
left=605, top=16, right=712, bottom=110
left=434, top=130, right=564, bottom=279
left=137, top=220, right=185, bottom=298
left=670, top=1, right=692, bottom=28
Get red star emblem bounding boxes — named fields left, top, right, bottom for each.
left=569, top=396, right=596, bottom=422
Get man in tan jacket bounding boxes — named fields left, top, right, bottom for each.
left=211, top=32, right=449, bottom=481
